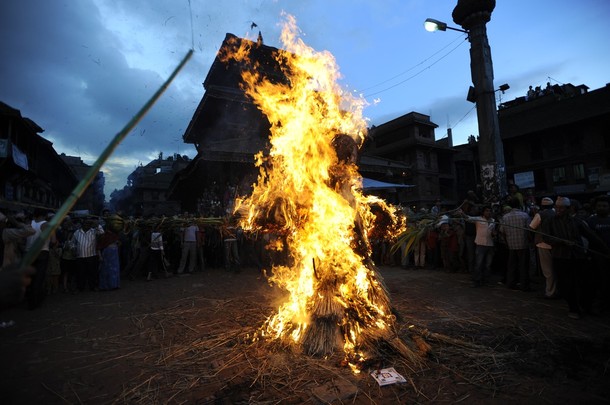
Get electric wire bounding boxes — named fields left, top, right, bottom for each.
left=547, top=76, right=565, bottom=85
left=358, top=34, right=467, bottom=93
left=363, top=36, right=468, bottom=99
left=437, top=104, right=476, bottom=139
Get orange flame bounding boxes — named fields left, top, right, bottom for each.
left=229, top=14, right=404, bottom=366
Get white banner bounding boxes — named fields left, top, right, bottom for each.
left=514, top=171, right=534, bottom=189
left=12, top=144, right=29, bottom=170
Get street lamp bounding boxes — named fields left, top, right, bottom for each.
left=425, top=0, right=507, bottom=203
left=423, top=18, right=468, bottom=34
left=498, top=83, right=510, bottom=93
left=467, top=83, right=510, bottom=103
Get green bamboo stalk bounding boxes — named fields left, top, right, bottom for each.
left=20, top=49, right=194, bottom=269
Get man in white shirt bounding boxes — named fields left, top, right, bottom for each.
left=176, top=218, right=200, bottom=275
left=72, top=218, right=104, bottom=292
left=464, top=206, right=496, bottom=287
left=24, top=209, right=55, bottom=309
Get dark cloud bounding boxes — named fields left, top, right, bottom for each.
left=0, top=0, right=201, bottom=192
left=0, top=0, right=293, bottom=193
left=2, top=0, right=609, bottom=194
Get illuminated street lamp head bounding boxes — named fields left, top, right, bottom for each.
left=424, top=18, right=468, bottom=34
left=424, top=18, right=447, bottom=32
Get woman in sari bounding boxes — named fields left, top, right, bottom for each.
left=98, top=230, right=120, bottom=290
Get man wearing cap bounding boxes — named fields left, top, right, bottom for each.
left=529, top=197, right=557, bottom=298
left=543, top=196, right=597, bottom=319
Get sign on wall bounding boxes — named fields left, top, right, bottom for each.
left=12, top=144, right=29, bottom=170
left=514, top=171, right=535, bottom=189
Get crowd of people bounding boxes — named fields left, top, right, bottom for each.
left=1, top=186, right=609, bottom=322
left=0, top=208, right=272, bottom=314
left=526, top=81, right=556, bottom=101
left=381, top=190, right=610, bottom=320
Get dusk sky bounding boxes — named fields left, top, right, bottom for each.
left=1, top=0, right=609, bottom=196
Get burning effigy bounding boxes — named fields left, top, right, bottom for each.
left=228, top=15, right=420, bottom=371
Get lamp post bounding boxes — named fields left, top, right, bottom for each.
left=425, top=0, right=507, bottom=203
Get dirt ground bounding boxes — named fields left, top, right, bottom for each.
left=1, top=265, right=609, bottom=404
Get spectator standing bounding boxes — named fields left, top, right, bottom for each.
left=463, top=205, right=496, bottom=287
left=147, top=226, right=167, bottom=281
left=543, top=197, right=597, bottom=319
left=466, top=190, right=481, bottom=205
left=490, top=205, right=510, bottom=283
left=462, top=202, right=478, bottom=275
left=529, top=197, right=557, bottom=298
left=176, top=218, right=199, bottom=275
left=97, top=229, right=121, bottom=290
left=500, top=198, right=531, bottom=291
left=1, top=212, right=35, bottom=267
left=585, top=195, right=610, bottom=314
left=411, top=213, right=429, bottom=269
left=438, top=218, right=459, bottom=273
left=58, top=218, right=78, bottom=293
left=24, top=209, right=56, bottom=309
left=431, top=199, right=442, bottom=216
left=72, top=218, right=104, bottom=292
left=222, top=224, right=241, bottom=273
left=508, top=183, right=525, bottom=211
left=196, top=221, right=206, bottom=272
left=46, top=241, right=62, bottom=294
left=426, top=225, right=440, bottom=269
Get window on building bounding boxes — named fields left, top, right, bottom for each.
left=573, top=163, right=585, bottom=180
left=530, top=139, right=543, bottom=159
left=568, top=135, right=583, bottom=152
left=534, top=169, right=547, bottom=190
left=423, top=151, right=431, bottom=169
left=418, top=126, right=432, bottom=139
left=547, top=135, right=563, bottom=157
left=425, top=176, right=435, bottom=196
left=552, top=167, right=565, bottom=183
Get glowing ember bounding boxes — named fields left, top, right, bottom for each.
left=229, top=14, right=407, bottom=369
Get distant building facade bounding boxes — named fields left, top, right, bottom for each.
left=363, top=112, right=460, bottom=209
left=0, top=101, right=78, bottom=212
left=60, top=154, right=105, bottom=215
left=170, top=33, right=433, bottom=214
left=111, top=153, right=191, bottom=217
left=499, top=82, right=610, bottom=202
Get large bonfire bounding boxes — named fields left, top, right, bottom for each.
left=229, top=15, right=416, bottom=370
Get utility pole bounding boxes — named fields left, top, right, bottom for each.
left=453, top=0, right=507, bottom=203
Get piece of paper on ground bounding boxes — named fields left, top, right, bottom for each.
left=370, top=367, right=407, bottom=386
